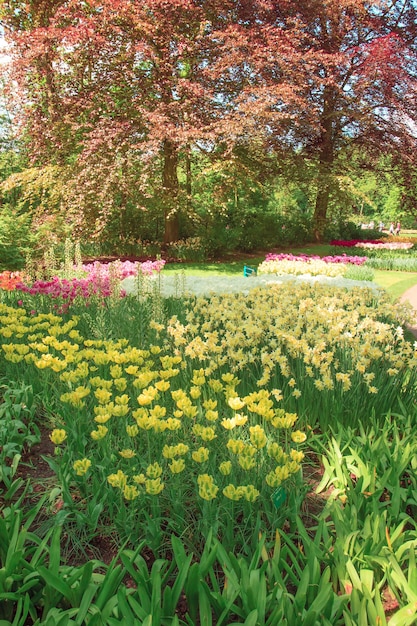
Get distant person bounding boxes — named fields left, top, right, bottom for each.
left=396, top=222, right=401, bottom=235
left=378, top=221, right=384, bottom=232
left=389, top=222, right=395, bottom=235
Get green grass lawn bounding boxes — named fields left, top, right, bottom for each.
left=163, top=258, right=265, bottom=276
left=373, top=270, right=417, bottom=300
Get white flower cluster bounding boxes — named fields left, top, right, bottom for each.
left=356, top=242, right=414, bottom=250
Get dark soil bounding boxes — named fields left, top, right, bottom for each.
left=18, top=427, right=56, bottom=483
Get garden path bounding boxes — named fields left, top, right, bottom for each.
left=400, top=285, right=417, bottom=338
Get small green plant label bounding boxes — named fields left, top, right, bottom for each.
left=272, top=486, right=287, bottom=509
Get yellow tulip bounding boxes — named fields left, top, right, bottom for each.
left=50, top=429, right=67, bottom=445
left=123, top=484, right=139, bottom=500
left=119, top=449, right=136, bottom=459
left=73, top=458, right=91, bottom=476
left=291, top=430, right=307, bottom=444
left=169, top=459, right=186, bottom=474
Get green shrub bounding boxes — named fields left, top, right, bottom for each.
left=167, top=237, right=207, bottom=262
left=202, top=221, right=243, bottom=256
left=0, top=206, right=35, bottom=270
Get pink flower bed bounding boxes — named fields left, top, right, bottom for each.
left=265, top=252, right=367, bottom=265
left=80, top=259, right=166, bottom=279
left=17, top=276, right=113, bottom=303
left=330, top=239, right=383, bottom=247
left=16, top=259, right=165, bottom=312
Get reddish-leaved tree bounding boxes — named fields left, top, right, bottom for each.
left=212, top=0, right=417, bottom=238
left=2, top=0, right=416, bottom=240
left=2, top=0, right=231, bottom=241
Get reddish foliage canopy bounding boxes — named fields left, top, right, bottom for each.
left=1, top=0, right=417, bottom=238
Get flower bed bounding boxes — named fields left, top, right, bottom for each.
left=258, top=252, right=367, bottom=278
left=1, top=267, right=417, bottom=623
left=1, top=279, right=415, bottom=546
left=329, top=239, right=417, bottom=270
left=0, top=296, right=308, bottom=546
left=331, top=239, right=414, bottom=250
left=81, top=258, right=165, bottom=278
left=12, top=259, right=165, bottom=312
left=264, top=252, right=367, bottom=264
left=0, top=271, right=26, bottom=291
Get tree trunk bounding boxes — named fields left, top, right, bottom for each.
left=162, top=139, right=180, bottom=243
left=185, top=144, right=192, bottom=212
left=313, top=183, right=330, bottom=242
left=313, top=86, right=336, bottom=242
